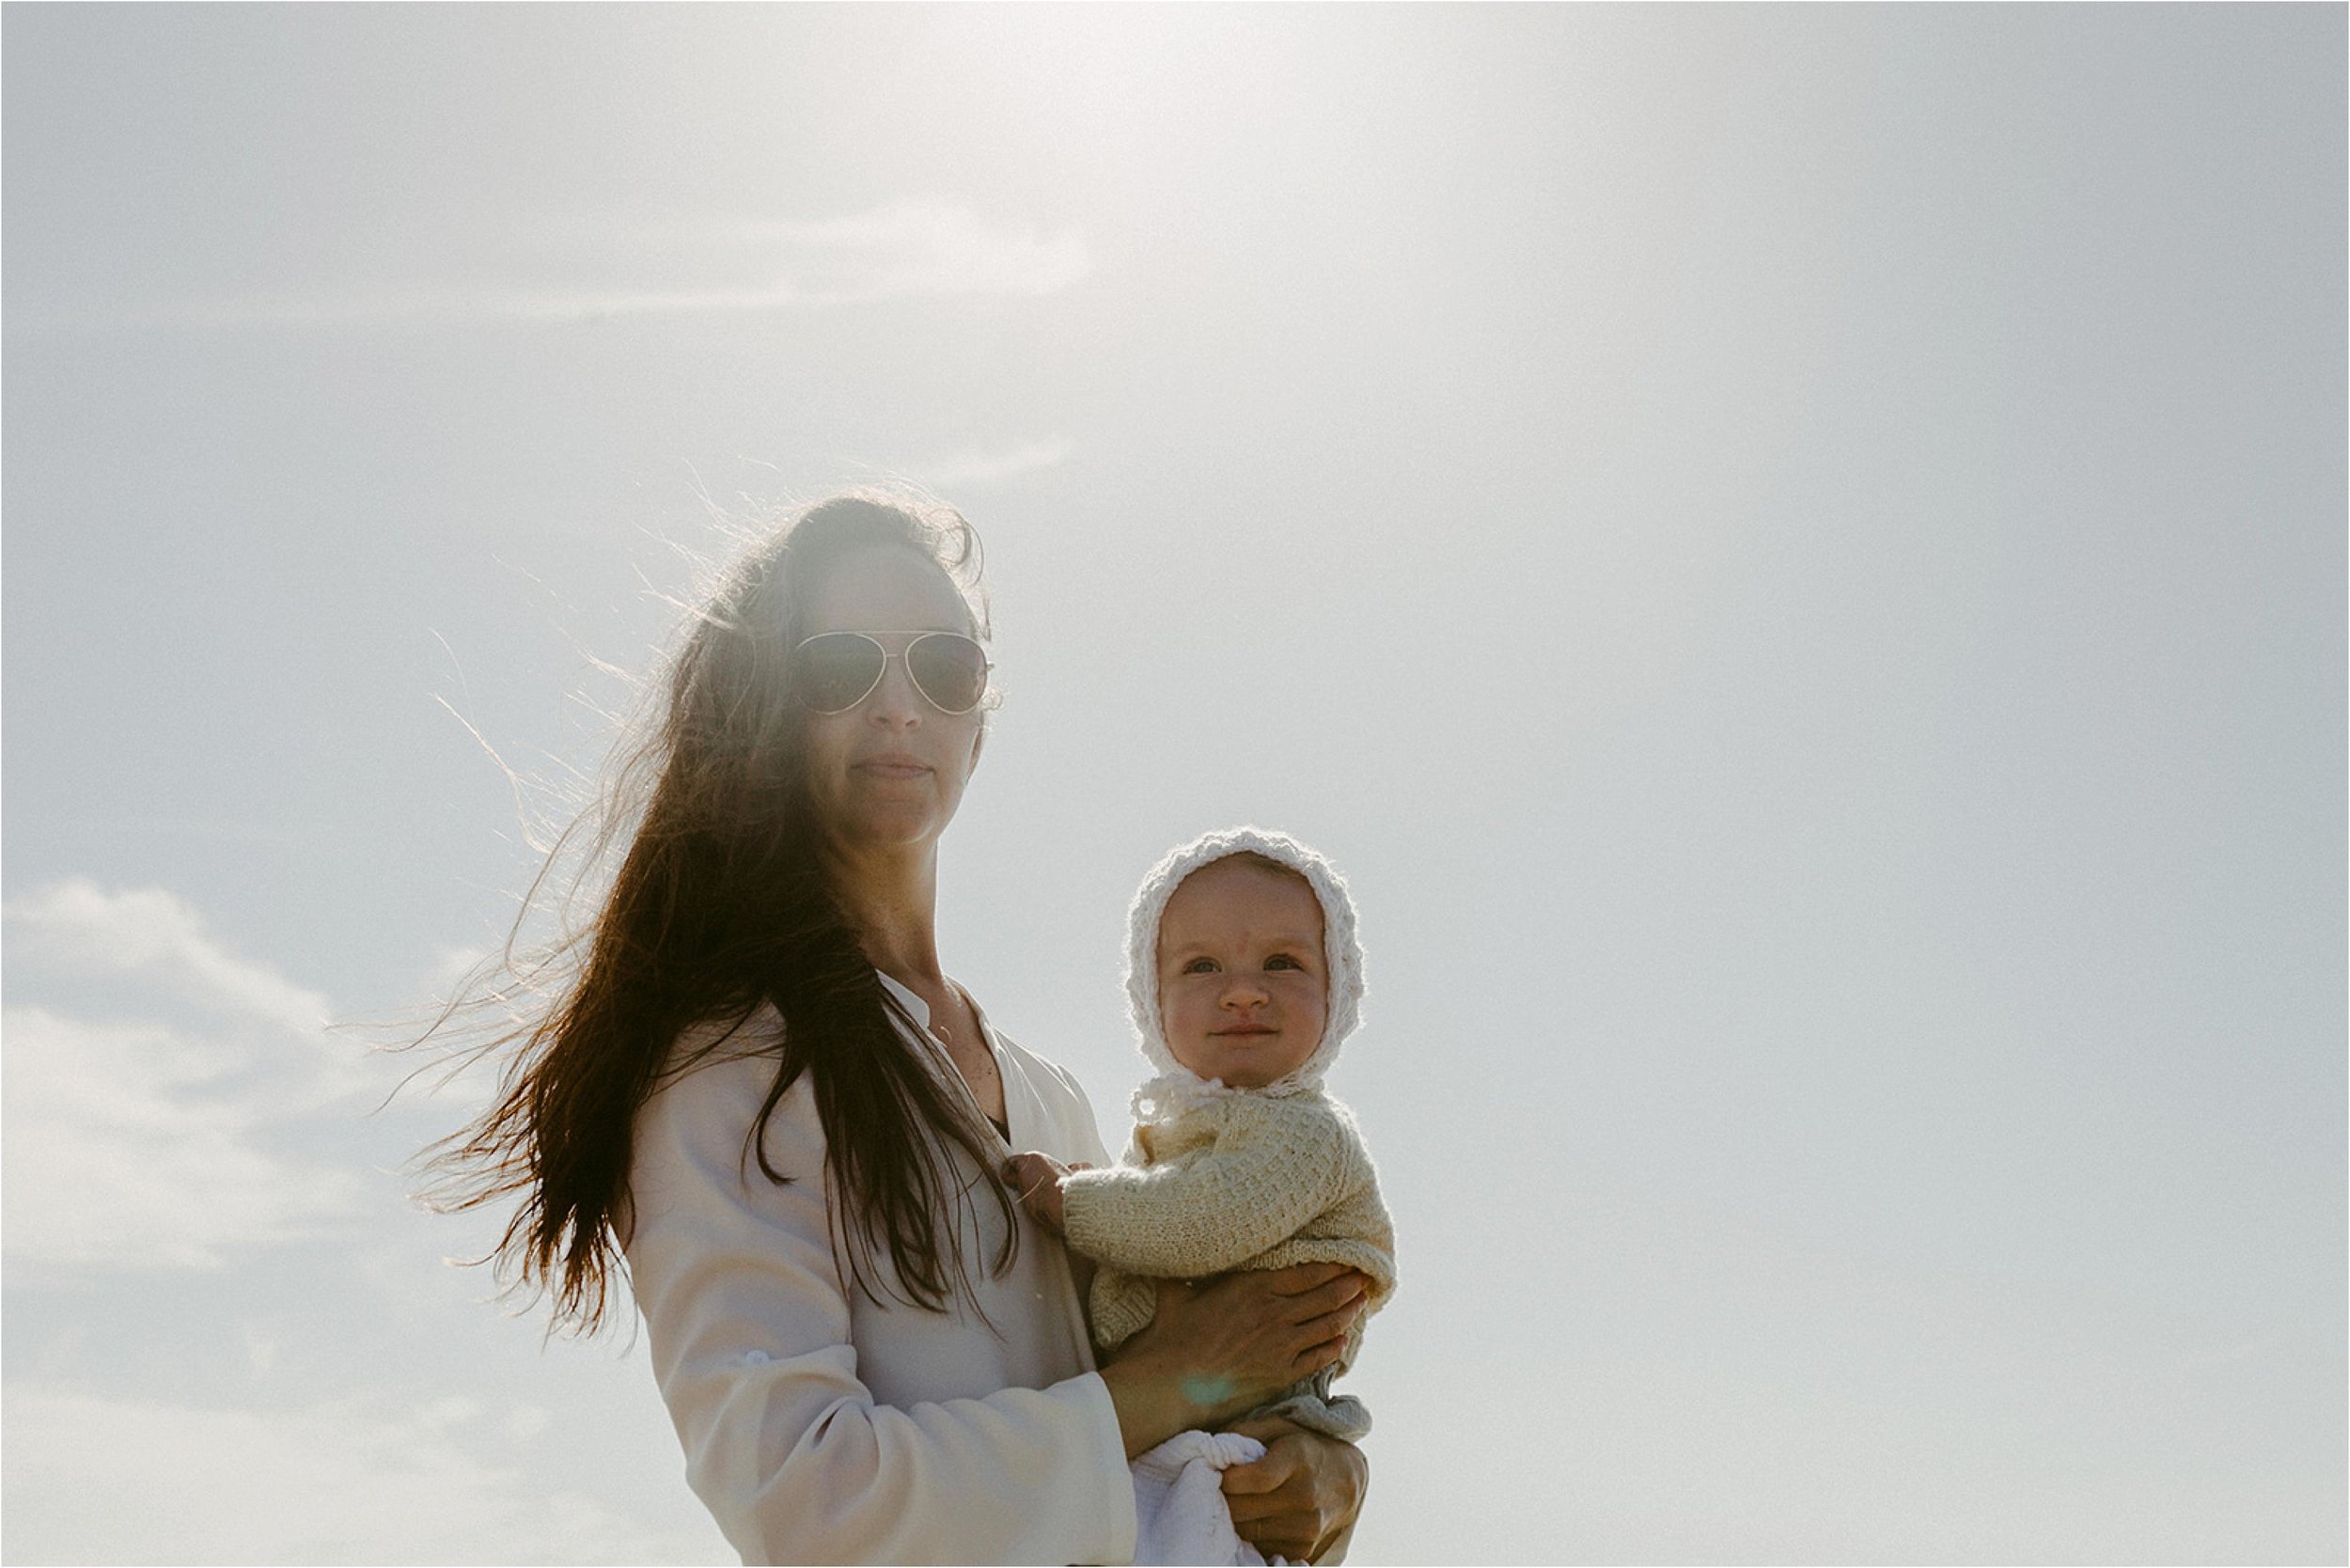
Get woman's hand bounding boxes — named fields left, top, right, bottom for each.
left=1219, top=1416, right=1368, bottom=1564
left=1096, top=1262, right=1368, bottom=1458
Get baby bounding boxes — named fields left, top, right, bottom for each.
left=1008, top=827, right=1396, bottom=1560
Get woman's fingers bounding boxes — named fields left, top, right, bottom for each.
left=1284, top=1276, right=1369, bottom=1330
left=1288, top=1332, right=1349, bottom=1378
left=1258, top=1262, right=1371, bottom=1321
left=1221, top=1446, right=1315, bottom=1535
left=1230, top=1503, right=1320, bottom=1552
left=1221, top=1431, right=1358, bottom=1560
left=1281, top=1287, right=1367, bottom=1369
left=1121, top=1265, right=1371, bottom=1427
left=1294, top=1288, right=1364, bottom=1335
left=1257, top=1260, right=1357, bottom=1296
left=1194, top=1262, right=1368, bottom=1380
left=1218, top=1453, right=1291, bottom=1503
left=1230, top=1511, right=1321, bottom=1563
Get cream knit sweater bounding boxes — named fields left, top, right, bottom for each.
left=1063, top=1088, right=1396, bottom=1362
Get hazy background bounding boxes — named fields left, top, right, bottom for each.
left=5, top=7, right=2342, bottom=1563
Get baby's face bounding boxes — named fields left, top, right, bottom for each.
left=1155, top=856, right=1327, bottom=1090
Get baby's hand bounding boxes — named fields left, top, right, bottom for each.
left=1003, top=1151, right=1075, bottom=1231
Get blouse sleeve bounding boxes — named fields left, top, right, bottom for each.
left=624, top=1041, right=1137, bottom=1566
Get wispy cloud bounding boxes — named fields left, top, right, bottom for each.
left=6, top=879, right=329, bottom=1036
left=1, top=1386, right=674, bottom=1564
left=2, top=1008, right=361, bottom=1271
left=33, top=813, right=315, bottom=848
left=915, top=436, right=1076, bottom=489
left=13, top=203, right=1090, bottom=334
left=2, top=882, right=370, bottom=1274
left=573, top=205, right=1094, bottom=310
left=0, top=877, right=712, bottom=1559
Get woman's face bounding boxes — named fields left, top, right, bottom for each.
left=797, top=546, right=986, bottom=855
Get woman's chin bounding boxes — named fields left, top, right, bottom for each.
left=827, top=804, right=952, bottom=851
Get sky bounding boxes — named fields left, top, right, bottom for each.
left=3, top=6, right=2343, bottom=1563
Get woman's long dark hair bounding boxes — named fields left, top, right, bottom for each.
left=424, top=491, right=1017, bottom=1333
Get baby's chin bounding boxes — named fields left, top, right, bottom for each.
left=1167, top=1046, right=1296, bottom=1090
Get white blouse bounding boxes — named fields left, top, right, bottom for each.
left=624, top=976, right=1137, bottom=1565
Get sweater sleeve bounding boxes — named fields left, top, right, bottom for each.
left=1059, top=1099, right=1351, bottom=1278
left=625, top=1043, right=1136, bottom=1567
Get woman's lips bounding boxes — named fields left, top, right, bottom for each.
left=854, top=755, right=932, bottom=778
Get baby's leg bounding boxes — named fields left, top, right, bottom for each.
left=1245, top=1365, right=1373, bottom=1443
left=1088, top=1263, right=1161, bottom=1353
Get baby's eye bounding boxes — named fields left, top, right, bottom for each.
left=1181, top=957, right=1220, bottom=975
left=1265, top=954, right=1305, bottom=971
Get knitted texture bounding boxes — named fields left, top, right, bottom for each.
left=1065, top=1091, right=1396, bottom=1360
left=1122, top=826, right=1365, bottom=1116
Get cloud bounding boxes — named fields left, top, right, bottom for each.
left=570, top=204, right=1094, bottom=311
left=6, top=879, right=329, bottom=1036
left=2, top=882, right=374, bottom=1274
left=424, top=942, right=496, bottom=997
left=915, top=436, right=1075, bottom=489
left=14, top=202, right=1090, bottom=333
left=0, top=1386, right=677, bottom=1565
left=2, top=1006, right=363, bottom=1272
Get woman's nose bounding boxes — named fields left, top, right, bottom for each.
left=865, top=652, right=923, bottom=726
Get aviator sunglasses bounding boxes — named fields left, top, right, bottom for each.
left=790, top=630, right=992, bottom=715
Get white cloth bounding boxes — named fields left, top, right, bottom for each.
left=1130, top=1431, right=1282, bottom=1567
left=623, top=975, right=1136, bottom=1565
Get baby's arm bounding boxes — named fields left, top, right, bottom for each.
left=1003, top=1153, right=1102, bottom=1306
left=1004, top=1152, right=1075, bottom=1231
left=1060, top=1106, right=1353, bottom=1278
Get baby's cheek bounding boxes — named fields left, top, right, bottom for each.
left=1160, top=996, right=1206, bottom=1045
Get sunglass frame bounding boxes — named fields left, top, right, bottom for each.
left=789, top=630, right=993, bottom=716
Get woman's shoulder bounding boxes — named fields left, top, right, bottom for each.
left=622, top=1004, right=821, bottom=1248
left=667, top=1001, right=786, bottom=1067
left=638, top=1004, right=814, bottom=1153
left=987, top=1024, right=1086, bottom=1101
left=983, top=1022, right=1113, bottom=1166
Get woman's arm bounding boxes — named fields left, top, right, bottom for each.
left=1092, top=1264, right=1370, bottom=1458
left=626, top=1043, right=1135, bottom=1565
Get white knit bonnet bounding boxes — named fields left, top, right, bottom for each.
left=1123, top=826, right=1366, bottom=1119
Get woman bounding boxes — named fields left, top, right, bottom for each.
left=437, top=492, right=1371, bottom=1563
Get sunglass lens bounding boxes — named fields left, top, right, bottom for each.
left=794, top=634, right=885, bottom=713
left=908, top=635, right=988, bottom=713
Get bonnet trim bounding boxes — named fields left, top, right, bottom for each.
left=1123, top=826, right=1365, bottom=1116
